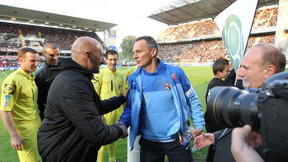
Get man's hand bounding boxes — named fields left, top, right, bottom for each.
left=115, top=121, right=128, bottom=138
left=186, top=128, right=202, bottom=139
left=194, top=133, right=215, bottom=150
left=231, top=125, right=264, bottom=162
left=0, top=111, right=25, bottom=151
left=11, top=134, right=24, bottom=151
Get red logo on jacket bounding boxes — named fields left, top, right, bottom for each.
left=172, top=74, right=176, bottom=81
left=165, top=82, right=171, bottom=90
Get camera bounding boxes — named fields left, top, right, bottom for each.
left=206, top=71, right=288, bottom=158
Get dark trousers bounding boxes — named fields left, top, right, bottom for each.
left=139, top=138, right=193, bottom=162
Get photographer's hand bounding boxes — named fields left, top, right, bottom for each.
left=231, top=125, right=264, bottom=162
left=194, top=133, right=215, bottom=150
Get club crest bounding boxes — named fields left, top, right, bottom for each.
left=4, top=84, right=16, bottom=94
left=165, top=82, right=171, bottom=90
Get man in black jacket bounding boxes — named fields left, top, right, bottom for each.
left=35, top=43, right=60, bottom=120
left=37, top=37, right=127, bottom=162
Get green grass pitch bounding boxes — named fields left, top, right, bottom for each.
left=0, top=66, right=213, bottom=162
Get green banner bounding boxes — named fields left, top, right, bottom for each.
left=214, top=0, right=258, bottom=72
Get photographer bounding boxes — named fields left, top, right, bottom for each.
left=194, top=43, right=286, bottom=162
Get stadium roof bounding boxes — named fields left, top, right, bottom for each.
left=0, top=4, right=117, bottom=32
left=149, top=0, right=279, bottom=25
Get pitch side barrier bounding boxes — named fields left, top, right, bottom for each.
left=0, top=67, right=19, bottom=70
left=166, top=62, right=212, bottom=67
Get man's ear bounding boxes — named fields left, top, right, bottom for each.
left=84, top=51, right=90, bottom=62
left=151, top=48, right=157, bottom=57
left=265, top=64, right=276, bottom=78
left=43, top=52, right=46, bottom=58
left=19, top=57, right=23, bottom=64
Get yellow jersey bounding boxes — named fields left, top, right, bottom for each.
left=0, top=68, right=39, bottom=121
left=93, top=67, right=125, bottom=101
left=92, top=67, right=125, bottom=124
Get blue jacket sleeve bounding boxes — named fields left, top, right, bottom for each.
left=119, top=78, right=133, bottom=128
left=179, top=68, right=205, bottom=131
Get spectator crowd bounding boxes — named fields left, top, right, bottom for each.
left=158, top=35, right=275, bottom=63
left=0, top=22, right=101, bottom=51
left=0, top=5, right=279, bottom=66
left=156, top=5, right=278, bottom=63
left=157, top=5, right=278, bottom=43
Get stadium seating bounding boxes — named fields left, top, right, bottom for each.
left=0, top=5, right=279, bottom=66
left=158, top=35, right=275, bottom=63
left=0, top=21, right=106, bottom=67
left=0, top=21, right=100, bottom=51
left=157, top=5, right=278, bottom=63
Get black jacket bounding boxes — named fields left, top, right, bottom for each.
left=37, top=59, right=126, bottom=162
left=35, top=62, right=56, bottom=120
left=213, top=128, right=264, bottom=162
left=205, top=78, right=231, bottom=134
left=213, top=128, right=235, bottom=162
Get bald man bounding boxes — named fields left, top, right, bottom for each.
left=37, top=37, right=128, bottom=162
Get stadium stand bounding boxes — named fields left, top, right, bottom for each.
left=0, top=21, right=108, bottom=68
left=0, top=3, right=280, bottom=67
left=0, top=4, right=114, bottom=67
left=157, top=5, right=278, bottom=64
left=158, top=35, right=275, bottom=63
left=0, top=21, right=103, bottom=51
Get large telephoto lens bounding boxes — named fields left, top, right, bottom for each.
left=206, top=87, right=260, bottom=129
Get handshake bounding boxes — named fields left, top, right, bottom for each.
left=115, top=121, right=128, bottom=138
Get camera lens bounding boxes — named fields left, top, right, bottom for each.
left=207, top=86, right=260, bottom=129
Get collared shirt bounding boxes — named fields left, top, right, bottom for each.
left=93, top=67, right=125, bottom=100
left=92, top=67, right=126, bottom=124
left=0, top=68, right=39, bottom=121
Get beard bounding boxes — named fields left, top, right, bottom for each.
left=242, top=78, right=251, bottom=89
